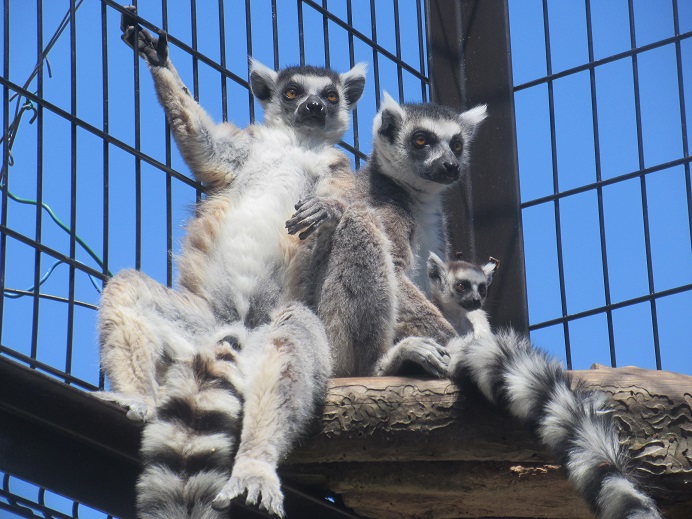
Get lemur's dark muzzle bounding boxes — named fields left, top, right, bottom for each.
left=461, top=298, right=482, bottom=311
left=429, top=156, right=460, bottom=184
left=297, top=95, right=326, bottom=126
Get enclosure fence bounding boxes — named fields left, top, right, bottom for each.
left=512, top=0, right=692, bottom=372
left=1, top=0, right=689, bottom=517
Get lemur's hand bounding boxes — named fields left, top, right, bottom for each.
left=286, top=196, right=345, bottom=240
left=120, top=6, right=169, bottom=68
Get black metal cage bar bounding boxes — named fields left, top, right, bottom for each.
left=1, top=0, right=689, bottom=517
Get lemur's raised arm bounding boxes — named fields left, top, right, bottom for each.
left=121, top=7, right=247, bottom=190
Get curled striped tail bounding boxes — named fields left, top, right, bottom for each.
left=448, top=314, right=661, bottom=519
left=137, top=339, right=244, bottom=519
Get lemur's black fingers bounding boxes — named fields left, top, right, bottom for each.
left=286, top=217, right=310, bottom=235
left=294, top=197, right=320, bottom=212
left=121, top=27, right=136, bottom=50
left=298, top=215, right=327, bottom=240
left=297, top=225, right=317, bottom=241
left=156, top=29, right=169, bottom=61
left=120, top=5, right=138, bottom=35
left=287, top=211, right=325, bottom=236
left=286, top=205, right=322, bottom=229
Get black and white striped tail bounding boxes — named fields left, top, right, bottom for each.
left=137, top=342, right=244, bottom=519
left=449, top=325, right=661, bottom=519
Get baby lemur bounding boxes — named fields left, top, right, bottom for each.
left=428, top=255, right=661, bottom=518
left=427, top=251, right=498, bottom=335
left=98, top=7, right=365, bottom=518
left=287, top=94, right=487, bottom=377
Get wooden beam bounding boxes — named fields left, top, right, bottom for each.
left=5, top=356, right=688, bottom=518
left=285, top=366, right=692, bottom=518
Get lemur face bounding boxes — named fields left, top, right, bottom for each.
left=249, top=60, right=366, bottom=144
left=373, top=93, right=487, bottom=193
left=428, top=252, right=497, bottom=311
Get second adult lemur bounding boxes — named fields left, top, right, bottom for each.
left=287, top=94, right=487, bottom=377
left=98, top=7, right=365, bottom=518
left=428, top=256, right=662, bottom=518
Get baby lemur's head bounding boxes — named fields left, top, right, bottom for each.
left=428, top=252, right=498, bottom=313
left=371, top=93, right=487, bottom=194
left=249, top=59, right=367, bottom=145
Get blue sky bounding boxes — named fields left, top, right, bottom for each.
left=1, top=1, right=691, bottom=516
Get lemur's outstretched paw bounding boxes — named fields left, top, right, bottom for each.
left=286, top=196, right=345, bottom=240
left=212, top=458, right=285, bottom=517
left=92, top=391, right=155, bottom=423
left=398, top=336, right=450, bottom=378
left=120, top=6, right=169, bottom=68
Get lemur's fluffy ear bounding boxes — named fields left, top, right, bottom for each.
left=340, top=62, right=367, bottom=109
left=459, top=104, right=488, bottom=138
left=427, top=252, right=446, bottom=283
left=482, top=257, right=499, bottom=285
left=374, top=92, right=405, bottom=143
left=249, top=58, right=278, bottom=102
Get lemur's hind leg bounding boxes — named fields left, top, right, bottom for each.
left=372, top=274, right=455, bottom=378
left=97, top=269, right=217, bottom=421
left=316, top=205, right=398, bottom=376
left=213, top=303, right=331, bottom=517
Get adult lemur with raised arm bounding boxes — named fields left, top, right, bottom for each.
left=97, top=7, right=365, bottom=517
left=290, top=94, right=661, bottom=518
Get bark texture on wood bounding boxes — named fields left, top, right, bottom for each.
left=285, top=366, right=692, bottom=518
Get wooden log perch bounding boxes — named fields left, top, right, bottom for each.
left=283, top=366, right=692, bottom=519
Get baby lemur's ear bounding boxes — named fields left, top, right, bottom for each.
left=340, top=62, right=367, bottom=109
left=374, top=92, right=405, bottom=143
left=427, top=252, right=446, bottom=284
left=248, top=58, right=278, bottom=103
left=482, top=257, right=500, bottom=285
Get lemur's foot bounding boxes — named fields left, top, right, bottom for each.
left=394, top=336, right=450, bottom=378
left=120, top=5, right=169, bottom=68
left=212, top=458, right=285, bottom=517
left=92, top=391, right=155, bottom=423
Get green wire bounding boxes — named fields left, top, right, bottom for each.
left=2, top=184, right=113, bottom=277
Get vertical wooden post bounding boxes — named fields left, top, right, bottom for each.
left=427, top=0, right=529, bottom=332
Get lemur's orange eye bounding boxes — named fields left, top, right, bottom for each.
left=326, top=91, right=339, bottom=103
left=284, top=88, right=298, bottom=100
left=451, top=140, right=463, bottom=155
left=412, top=133, right=427, bottom=148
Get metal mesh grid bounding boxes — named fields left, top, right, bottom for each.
left=0, top=471, right=113, bottom=519
left=511, top=0, right=692, bottom=371
left=0, top=0, right=430, bottom=391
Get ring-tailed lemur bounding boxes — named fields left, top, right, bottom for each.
left=427, top=251, right=498, bottom=335
left=428, top=256, right=661, bottom=518
left=286, top=94, right=487, bottom=377
left=98, top=7, right=365, bottom=517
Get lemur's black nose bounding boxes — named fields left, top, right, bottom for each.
left=443, top=161, right=459, bottom=174
left=307, top=100, right=324, bottom=113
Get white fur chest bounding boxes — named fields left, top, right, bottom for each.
left=199, top=130, right=342, bottom=320
left=411, top=197, right=445, bottom=295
